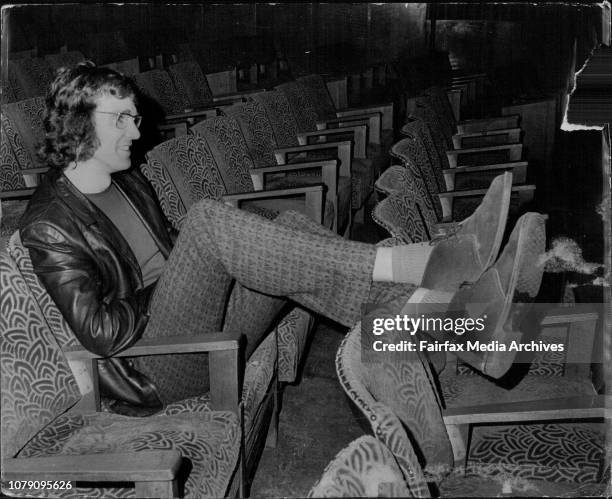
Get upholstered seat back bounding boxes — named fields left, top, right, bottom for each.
left=8, top=233, right=79, bottom=349
left=223, top=100, right=277, bottom=168
left=275, top=81, right=319, bottom=134
left=372, top=192, right=429, bottom=244
left=189, top=116, right=255, bottom=195
left=296, top=74, right=338, bottom=122
left=7, top=58, right=54, bottom=101
left=336, top=324, right=450, bottom=493
left=0, top=252, right=81, bottom=459
left=1, top=123, right=27, bottom=192
left=251, top=91, right=300, bottom=148
left=168, top=61, right=214, bottom=109
left=308, top=436, right=416, bottom=498
left=390, top=140, right=442, bottom=227
left=2, top=97, right=47, bottom=170
left=400, top=120, right=446, bottom=194
left=422, top=86, right=457, bottom=132
left=143, top=134, right=227, bottom=230
left=44, top=51, right=86, bottom=71
left=133, top=69, right=187, bottom=115
left=410, top=99, right=453, bottom=158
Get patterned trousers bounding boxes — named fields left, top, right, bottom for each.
left=135, top=199, right=416, bottom=402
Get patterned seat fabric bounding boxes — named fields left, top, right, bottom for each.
left=388, top=144, right=441, bottom=231
left=337, top=323, right=605, bottom=496
left=275, top=81, right=320, bottom=134
left=1, top=252, right=240, bottom=498
left=252, top=90, right=372, bottom=210
left=372, top=192, right=429, bottom=244
left=2, top=97, right=47, bottom=171
left=1, top=123, right=27, bottom=193
left=390, top=137, right=443, bottom=220
left=168, top=61, right=214, bottom=110
left=7, top=58, right=54, bottom=101
left=399, top=119, right=446, bottom=193
left=223, top=100, right=278, bottom=168
left=421, top=89, right=456, bottom=143
left=308, top=436, right=413, bottom=498
left=133, top=69, right=188, bottom=115
left=296, top=74, right=338, bottom=122
left=44, top=51, right=86, bottom=71
left=251, top=91, right=300, bottom=148
left=336, top=323, right=442, bottom=497
left=142, top=134, right=228, bottom=231
left=401, top=117, right=449, bottom=175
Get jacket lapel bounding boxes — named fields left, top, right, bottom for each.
left=56, top=174, right=143, bottom=282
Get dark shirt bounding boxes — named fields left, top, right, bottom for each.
left=86, top=183, right=166, bottom=288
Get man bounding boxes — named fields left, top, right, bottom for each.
left=20, top=62, right=517, bottom=414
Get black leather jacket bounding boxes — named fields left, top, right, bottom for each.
left=20, top=168, right=175, bottom=410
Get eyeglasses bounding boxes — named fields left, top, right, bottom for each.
left=95, top=111, right=142, bottom=129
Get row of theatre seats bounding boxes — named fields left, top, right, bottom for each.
left=1, top=46, right=608, bottom=498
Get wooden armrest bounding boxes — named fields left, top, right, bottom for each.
left=274, top=141, right=352, bottom=178
left=442, top=161, right=528, bottom=190
left=223, top=184, right=325, bottom=202
left=456, top=114, right=520, bottom=134
left=540, top=305, right=599, bottom=326
left=330, top=111, right=381, bottom=144
left=211, top=89, right=261, bottom=102
left=442, top=395, right=607, bottom=425
left=252, top=159, right=338, bottom=176
left=340, top=102, right=394, bottom=130
left=446, top=143, right=523, bottom=168
left=65, top=332, right=241, bottom=413
left=275, top=141, right=351, bottom=155
left=299, top=125, right=367, bottom=158
left=438, top=184, right=535, bottom=200
left=446, top=143, right=523, bottom=156
left=249, top=161, right=337, bottom=222
left=442, top=161, right=528, bottom=175
left=332, top=111, right=380, bottom=121
left=438, top=184, right=535, bottom=222
left=453, top=127, right=521, bottom=140
left=64, top=332, right=241, bottom=360
left=3, top=450, right=182, bottom=482
left=224, top=185, right=325, bottom=225
left=452, top=128, right=522, bottom=149
left=165, top=108, right=218, bottom=123
left=20, top=166, right=49, bottom=175
left=0, top=188, right=36, bottom=199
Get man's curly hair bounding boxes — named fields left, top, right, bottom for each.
left=40, top=61, right=138, bottom=169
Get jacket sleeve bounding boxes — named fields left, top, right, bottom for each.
left=21, top=222, right=154, bottom=357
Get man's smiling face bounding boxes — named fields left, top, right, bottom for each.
left=89, top=94, right=141, bottom=174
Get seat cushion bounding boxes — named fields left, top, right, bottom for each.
left=17, top=409, right=240, bottom=499
left=468, top=422, right=604, bottom=484
left=439, top=371, right=596, bottom=408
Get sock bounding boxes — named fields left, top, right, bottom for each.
left=406, top=287, right=454, bottom=306
left=391, top=242, right=435, bottom=284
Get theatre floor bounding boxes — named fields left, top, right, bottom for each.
left=250, top=319, right=364, bottom=497
left=250, top=217, right=382, bottom=497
